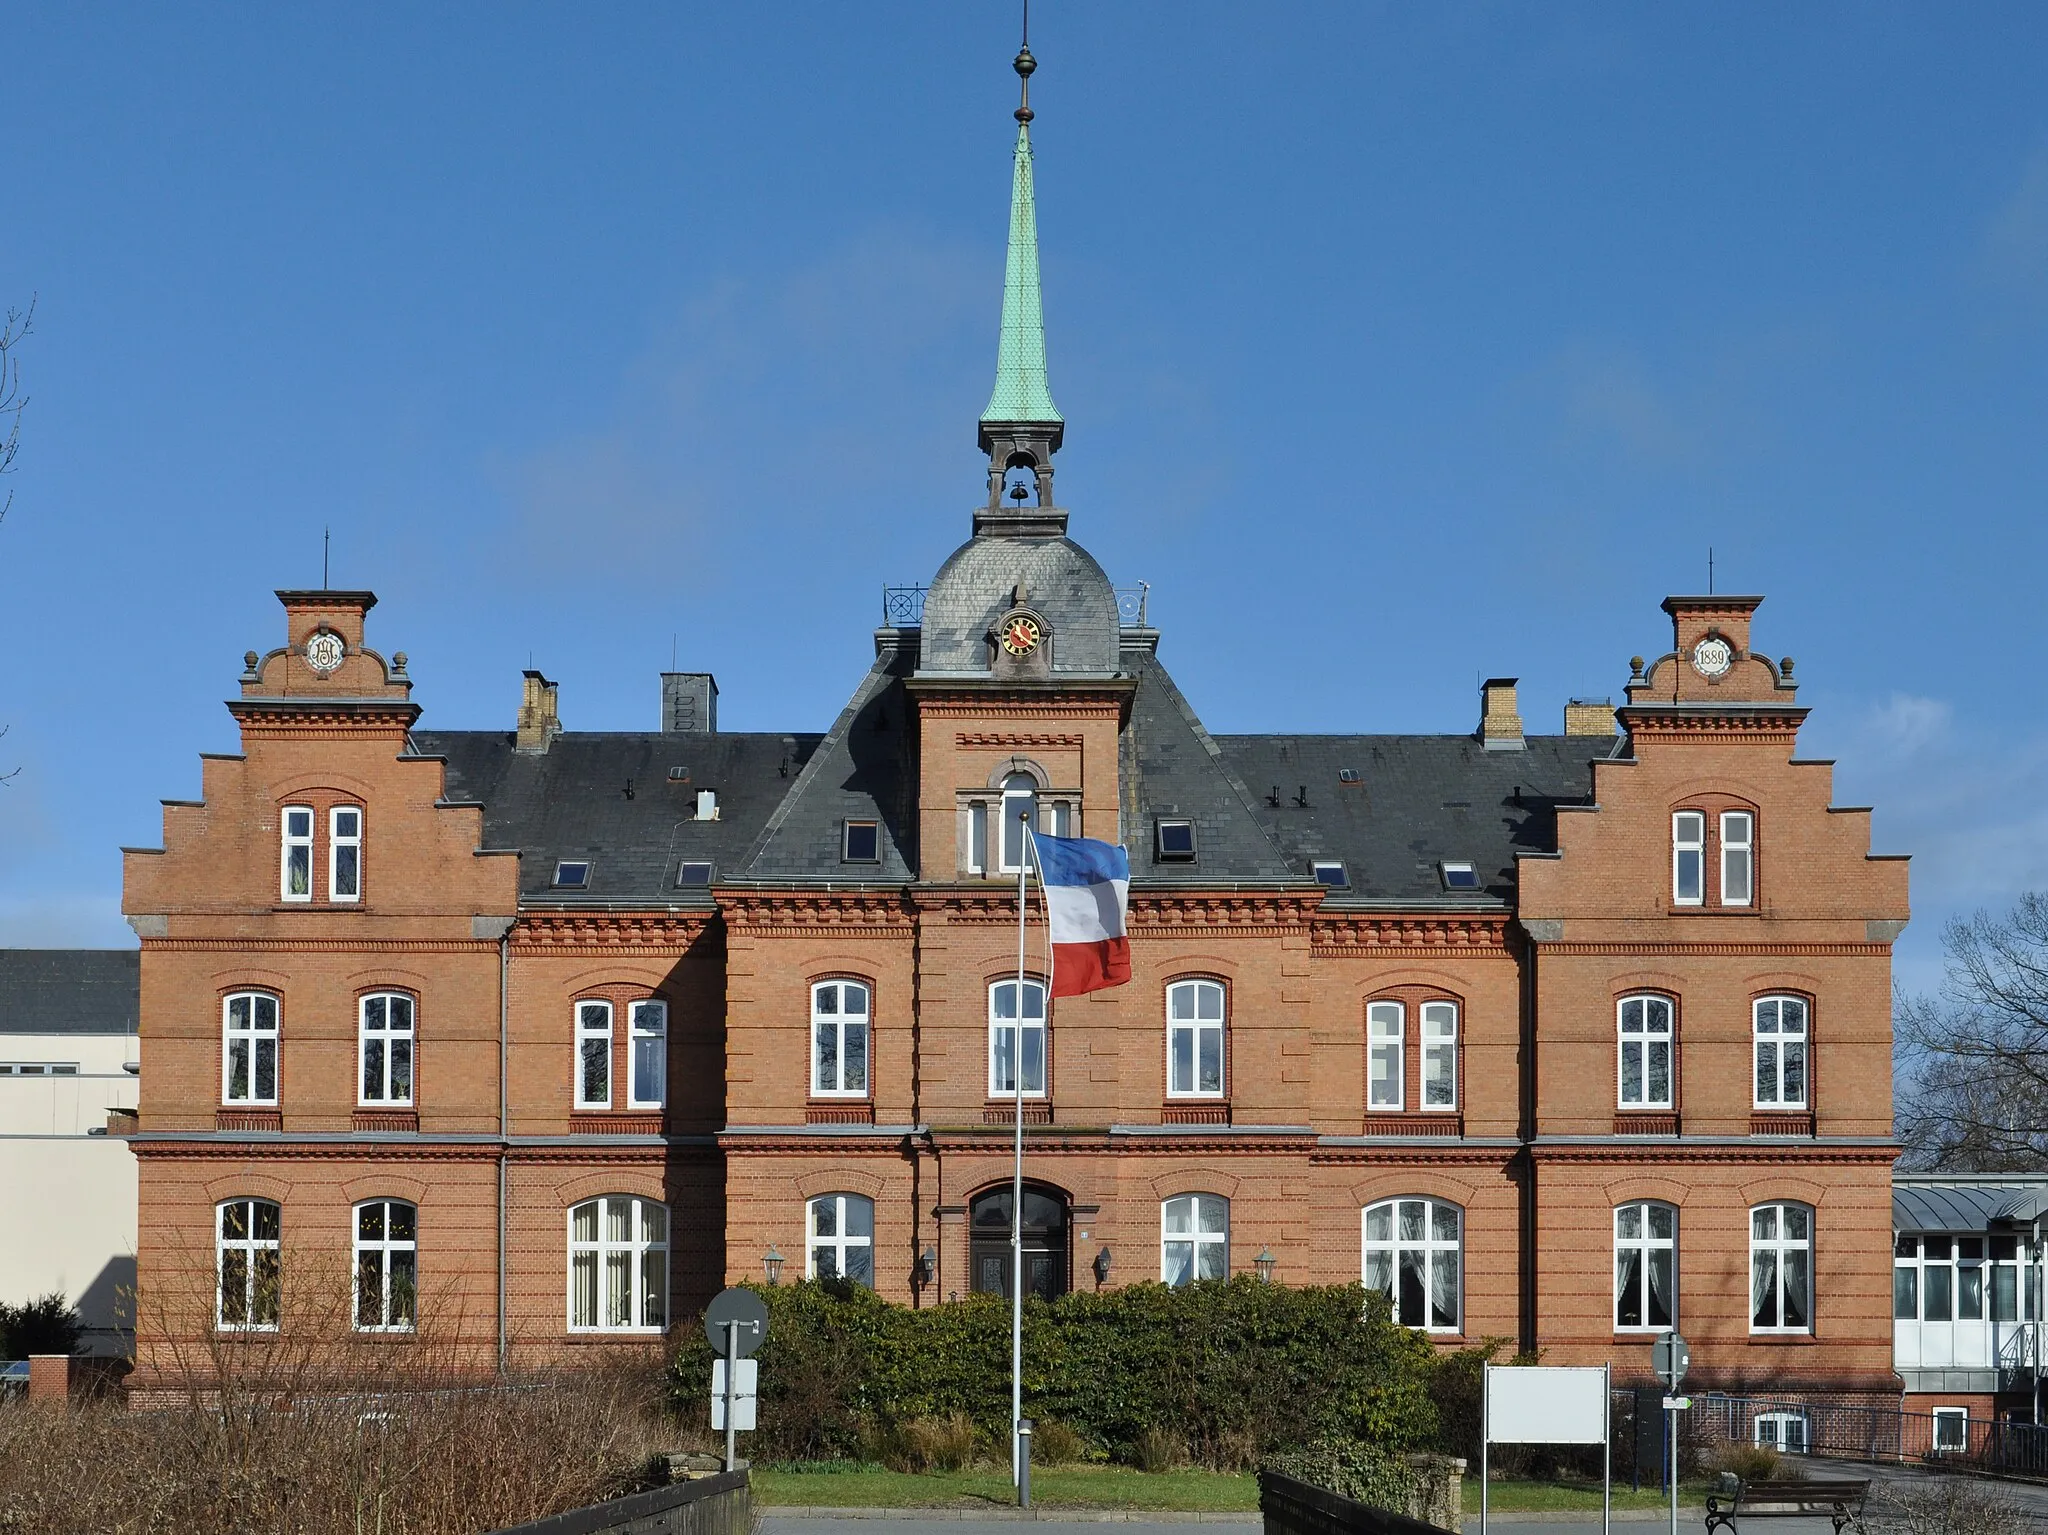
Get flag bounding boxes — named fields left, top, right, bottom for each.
left=1034, top=834, right=1131, bottom=997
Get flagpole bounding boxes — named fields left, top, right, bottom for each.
left=1012, top=809, right=1029, bottom=1496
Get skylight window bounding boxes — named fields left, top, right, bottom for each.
left=1337, top=768, right=1360, bottom=785
left=1313, top=861, right=1348, bottom=887
left=1440, top=861, right=1482, bottom=891
left=1156, top=819, right=1196, bottom=861
left=843, top=820, right=880, bottom=863
left=552, top=860, right=591, bottom=890
left=675, top=861, right=713, bottom=887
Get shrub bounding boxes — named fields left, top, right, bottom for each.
left=1871, top=1478, right=2026, bottom=1535
left=1133, top=1423, right=1185, bottom=1473
left=870, top=1413, right=978, bottom=1473
left=1715, top=1442, right=1782, bottom=1483
left=0, top=1295, right=83, bottom=1359
left=1029, top=1418, right=1088, bottom=1466
left=1265, top=1438, right=1419, bottom=1513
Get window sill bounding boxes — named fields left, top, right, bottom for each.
left=1614, top=1112, right=1681, bottom=1136
left=563, top=1329, right=672, bottom=1342
left=1362, top=1113, right=1464, bottom=1137
left=569, top=1112, right=665, bottom=1135
left=807, top=1102, right=876, bottom=1125
left=1161, top=1103, right=1231, bottom=1125
left=1666, top=906, right=1757, bottom=917
left=1750, top=1111, right=1815, bottom=1136
left=1746, top=1332, right=1818, bottom=1344
left=983, top=1103, right=1053, bottom=1126
left=353, top=1109, right=419, bottom=1133
left=349, top=1328, right=419, bottom=1341
left=217, top=1108, right=283, bottom=1132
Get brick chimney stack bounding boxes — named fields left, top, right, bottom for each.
left=1564, top=697, right=1617, bottom=737
left=1480, top=678, right=1524, bottom=751
left=516, top=671, right=561, bottom=754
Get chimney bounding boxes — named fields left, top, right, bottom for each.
left=1480, top=678, right=1524, bottom=752
left=661, top=672, right=718, bottom=734
left=1564, top=697, right=1617, bottom=737
left=516, top=670, right=561, bottom=754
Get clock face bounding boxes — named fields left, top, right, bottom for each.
left=999, top=614, right=1043, bottom=657
left=1692, top=637, right=1734, bottom=678
left=304, top=630, right=346, bottom=674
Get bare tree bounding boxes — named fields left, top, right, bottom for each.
left=0, top=297, right=31, bottom=527
left=1896, top=893, right=2048, bottom=1171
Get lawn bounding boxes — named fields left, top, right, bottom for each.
left=752, top=1464, right=1711, bottom=1514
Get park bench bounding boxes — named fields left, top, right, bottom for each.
left=1703, top=1476, right=1870, bottom=1535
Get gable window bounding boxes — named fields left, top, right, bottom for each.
left=567, top=1196, right=667, bottom=1332
left=329, top=806, right=362, bottom=902
left=1753, top=996, right=1809, bottom=1109
left=1618, top=995, right=1674, bottom=1110
left=223, top=993, right=280, bottom=1106
left=552, top=861, right=591, bottom=890
left=1421, top=1001, right=1458, bottom=1110
left=1615, top=1202, right=1677, bottom=1330
left=1363, top=1197, right=1461, bottom=1332
left=217, top=1198, right=281, bottom=1330
left=1313, top=861, right=1348, bottom=887
left=282, top=807, right=314, bottom=902
left=1721, top=812, right=1754, bottom=906
left=353, top=1200, right=417, bottom=1331
left=357, top=993, right=414, bottom=1106
left=1367, top=1001, right=1403, bottom=1110
left=1162, top=1194, right=1228, bottom=1285
left=1166, top=979, right=1225, bottom=1098
left=1750, top=1202, right=1813, bottom=1333
left=629, top=1000, right=667, bottom=1109
left=812, top=981, right=871, bottom=1097
left=574, top=1001, right=613, bottom=1109
left=1156, top=819, right=1196, bottom=862
left=1672, top=812, right=1705, bottom=905
left=807, top=1193, right=875, bottom=1286
left=1000, top=774, right=1039, bottom=873
left=843, top=820, right=880, bottom=863
left=989, top=979, right=1047, bottom=1097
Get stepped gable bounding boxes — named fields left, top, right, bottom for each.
left=1212, top=732, right=1617, bottom=903
left=736, top=645, right=919, bottom=883
left=410, top=729, right=819, bottom=905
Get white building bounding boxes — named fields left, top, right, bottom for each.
left=0, top=951, right=139, bottom=1356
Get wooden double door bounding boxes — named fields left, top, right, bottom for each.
left=968, top=1183, right=1069, bottom=1300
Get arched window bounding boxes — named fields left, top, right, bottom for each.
left=807, top=1193, right=875, bottom=1286
left=223, top=993, right=280, bottom=1106
left=629, top=1000, right=667, bottom=1109
left=354, top=1200, right=417, bottom=1331
left=568, top=1196, right=668, bottom=1332
left=999, top=773, right=1039, bottom=873
left=1753, top=997, right=1808, bottom=1109
left=1618, top=995, right=1674, bottom=1109
left=811, top=981, right=871, bottom=1097
left=1367, top=1001, right=1404, bottom=1110
left=574, top=1000, right=612, bottom=1110
left=1421, top=1001, right=1458, bottom=1110
left=1750, top=1202, right=1813, bottom=1333
left=357, top=993, right=414, bottom=1106
left=217, top=1198, right=281, bottom=1330
left=1166, top=980, right=1225, bottom=1098
left=1161, top=1194, right=1229, bottom=1285
left=1615, top=1202, right=1677, bottom=1330
left=1363, top=1198, right=1461, bottom=1332
left=989, top=978, right=1047, bottom=1097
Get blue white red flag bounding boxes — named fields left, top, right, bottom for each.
left=1034, top=835, right=1132, bottom=997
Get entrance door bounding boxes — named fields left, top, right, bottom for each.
left=969, top=1183, right=1069, bottom=1300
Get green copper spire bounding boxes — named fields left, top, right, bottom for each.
left=981, top=50, right=1062, bottom=428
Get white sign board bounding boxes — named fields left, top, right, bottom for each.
left=712, top=1357, right=757, bottom=1431
left=1485, top=1365, right=1607, bottom=1445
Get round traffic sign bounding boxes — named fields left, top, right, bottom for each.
left=704, top=1286, right=770, bottom=1358
left=1650, top=1330, right=1690, bottom=1389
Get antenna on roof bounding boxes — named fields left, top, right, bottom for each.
left=323, top=526, right=330, bottom=588
left=1708, top=546, right=1715, bottom=595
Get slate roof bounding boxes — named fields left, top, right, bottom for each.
left=0, top=950, right=140, bottom=1035
left=920, top=535, right=1120, bottom=677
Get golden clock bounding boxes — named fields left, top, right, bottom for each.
left=999, top=614, right=1043, bottom=656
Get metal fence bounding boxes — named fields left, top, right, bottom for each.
left=1657, top=1390, right=2048, bottom=1480
left=879, top=582, right=1151, bottom=629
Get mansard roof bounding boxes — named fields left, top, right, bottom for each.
left=0, top=949, right=139, bottom=1035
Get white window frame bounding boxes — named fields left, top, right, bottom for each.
left=356, top=992, right=415, bottom=1107
left=281, top=805, right=314, bottom=903
left=1750, top=1201, right=1814, bottom=1334
left=1618, top=995, right=1675, bottom=1110
left=988, top=979, right=1047, bottom=1098
left=222, top=992, right=280, bottom=1106
left=353, top=1199, right=417, bottom=1332
left=1362, top=1197, right=1462, bottom=1333
left=1753, top=995, right=1809, bottom=1109
left=1932, top=1407, right=1968, bottom=1454
left=806, top=1193, right=875, bottom=1286
left=1754, top=1411, right=1810, bottom=1454
left=567, top=1196, right=668, bottom=1333
left=1673, top=810, right=1705, bottom=906
left=574, top=1000, right=613, bottom=1110
left=1420, top=1001, right=1457, bottom=1110
left=329, top=804, right=363, bottom=903
left=628, top=1000, right=667, bottom=1110
left=1166, top=979, right=1226, bottom=1098
left=999, top=773, right=1039, bottom=874
left=217, top=1197, right=281, bottom=1331
left=1720, top=810, right=1753, bottom=907
left=1367, top=1000, right=1404, bottom=1111
left=811, top=981, right=872, bottom=1098
left=968, top=800, right=990, bottom=875
left=1614, top=1201, right=1678, bottom=1332
left=1161, top=1193, right=1229, bottom=1285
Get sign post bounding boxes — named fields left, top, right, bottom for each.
left=1481, top=1364, right=1611, bottom=1535
left=705, top=1287, right=770, bottom=1472
left=1651, top=1331, right=1691, bottom=1535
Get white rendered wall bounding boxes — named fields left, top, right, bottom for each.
left=0, top=1032, right=138, bottom=1354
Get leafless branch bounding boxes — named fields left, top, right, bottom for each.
left=0, top=295, right=33, bottom=528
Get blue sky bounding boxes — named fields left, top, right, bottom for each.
left=2, top=5, right=2045, bottom=992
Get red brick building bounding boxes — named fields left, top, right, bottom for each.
left=121, top=52, right=1908, bottom=1410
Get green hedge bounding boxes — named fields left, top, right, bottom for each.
left=671, top=1278, right=1439, bottom=1467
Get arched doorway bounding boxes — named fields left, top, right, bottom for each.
left=969, top=1182, right=1069, bottom=1300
